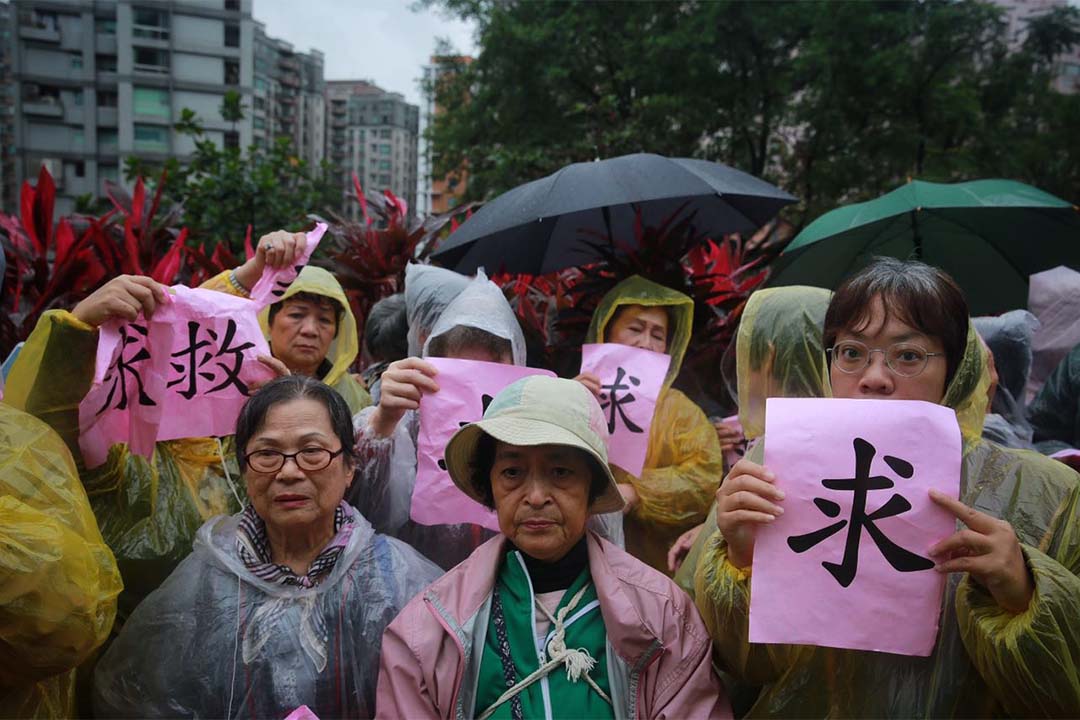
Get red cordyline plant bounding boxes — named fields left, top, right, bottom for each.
left=0, top=167, right=195, bottom=358
left=314, top=173, right=478, bottom=367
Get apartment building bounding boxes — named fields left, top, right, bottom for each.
left=326, top=79, right=418, bottom=220
left=10, top=0, right=255, bottom=213
left=252, top=20, right=323, bottom=169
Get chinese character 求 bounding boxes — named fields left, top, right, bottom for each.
left=96, top=324, right=156, bottom=415
left=599, top=367, right=645, bottom=434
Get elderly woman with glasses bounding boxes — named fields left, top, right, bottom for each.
left=695, top=258, right=1080, bottom=717
left=93, top=376, right=440, bottom=719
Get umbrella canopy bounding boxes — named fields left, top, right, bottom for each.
left=768, top=179, right=1080, bottom=315
left=431, top=153, right=795, bottom=275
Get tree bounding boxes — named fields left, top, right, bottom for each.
left=427, top=0, right=1079, bottom=226
left=124, top=101, right=337, bottom=252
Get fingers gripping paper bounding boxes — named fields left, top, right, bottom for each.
left=750, top=398, right=961, bottom=656
left=413, top=358, right=555, bottom=530
left=78, top=286, right=275, bottom=467
left=248, top=223, right=326, bottom=309
left=580, top=343, right=670, bottom=477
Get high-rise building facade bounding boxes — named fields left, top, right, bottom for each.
left=252, top=21, right=324, bottom=169
left=10, top=0, right=256, bottom=214
left=419, top=55, right=470, bottom=216
left=325, top=79, right=418, bottom=220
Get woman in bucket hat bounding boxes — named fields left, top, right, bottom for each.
left=375, top=376, right=731, bottom=720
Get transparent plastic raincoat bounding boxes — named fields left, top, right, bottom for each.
left=586, top=276, right=725, bottom=574
left=403, top=263, right=470, bottom=357
left=973, top=310, right=1039, bottom=449
left=92, top=507, right=440, bottom=718
left=674, top=286, right=832, bottom=596
left=349, top=270, right=522, bottom=569
left=204, top=265, right=372, bottom=414
left=1028, top=343, right=1080, bottom=455
left=4, top=310, right=244, bottom=621
left=694, top=316, right=1080, bottom=717
left=1, top=404, right=122, bottom=720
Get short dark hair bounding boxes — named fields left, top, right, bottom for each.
left=267, top=292, right=345, bottom=339
left=468, top=433, right=609, bottom=509
left=235, top=375, right=357, bottom=470
left=365, top=293, right=409, bottom=363
left=426, top=325, right=513, bottom=362
left=824, top=258, right=969, bottom=384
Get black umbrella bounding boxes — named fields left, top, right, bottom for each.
left=431, top=153, right=796, bottom=275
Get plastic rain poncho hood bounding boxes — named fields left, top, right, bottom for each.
left=93, top=508, right=440, bottom=718
left=404, top=263, right=470, bottom=358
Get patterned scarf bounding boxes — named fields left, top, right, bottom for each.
left=237, top=502, right=354, bottom=588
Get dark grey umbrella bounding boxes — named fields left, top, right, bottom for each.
left=431, top=153, right=796, bottom=275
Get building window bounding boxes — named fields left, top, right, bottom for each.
left=253, top=117, right=265, bottom=129
left=255, top=76, right=268, bottom=91
left=380, top=144, right=391, bottom=155
left=224, top=131, right=239, bottom=149
left=133, top=124, right=168, bottom=152
left=379, top=174, right=391, bottom=185
left=225, top=0, right=240, bottom=10
left=133, top=87, right=170, bottom=118
left=378, top=160, right=391, bottom=171
left=133, top=47, right=168, bottom=73
left=133, top=8, right=169, bottom=39
left=73, top=129, right=84, bottom=148
left=225, top=23, right=239, bottom=48
left=95, top=17, right=116, bottom=35
left=379, top=128, right=391, bottom=139
left=71, top=54, right=83, bottom=69
left=98, top=90, right=118, bottom=107
left=98, top=128, right=118, bottom=151
left=100, top=164, right=119, bottom=184
left=73, top=90, right=83, bottom=106
left=96, top=54, right=117, bottom=72
left=225, top=60, right=239, bottom=85
left=73, top=160, right=85, bottom=178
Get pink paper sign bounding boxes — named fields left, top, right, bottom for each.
left=749, top=398, right=961, bottom=657
left=413, top=358, right=555, bottom=530
left=78, top=285, right=274, bottom=467
left=579, top=343, right=670, bottom=477
left=249, top=222, right=326, bottom=309
left=283, top=706, right=320, bottom=720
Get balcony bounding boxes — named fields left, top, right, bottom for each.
left=20, top=25, right=60, bottom=43
left=133, top=24, right=170, bottom=42
left=96, top=34, right=118, bottom=54
left=23, top=99, right=63, bottom=118
left=97, top=107, right=118, bottom=126
left=133, top=63, right=170, bottom=76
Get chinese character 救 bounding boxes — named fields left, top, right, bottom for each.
left=599, top=367, right=644, bottom=435
left=167, top=319, right=255, bottom=400
left=787, top=437, right=935, bottom=588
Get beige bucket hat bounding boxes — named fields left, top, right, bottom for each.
left=443, top=375, right=625, bottom=515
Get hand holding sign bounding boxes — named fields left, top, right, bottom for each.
left=748, top=397, right=962, bottom=657
left=72, top=275, right=171, bottom=326
left=248, top=223, right=326, bottom=309
left=928, top=490, right=1034, bottom=614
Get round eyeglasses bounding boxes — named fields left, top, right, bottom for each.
left=243, top=447, right=344, bottom=474
left=827, top=340, right=944, bottom=378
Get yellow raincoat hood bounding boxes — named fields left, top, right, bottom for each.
left=735, top=286, right=832, bottom=440
left=258, top=265, right=359, bottom=389
left=586, top=275, right=694, bottom=390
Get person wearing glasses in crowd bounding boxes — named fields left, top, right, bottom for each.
left=695, top=258, right=1080, bottom=717
left=93, top=376, right=440, bottom=718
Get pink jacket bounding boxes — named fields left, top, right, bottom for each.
left=376, top=531, right=732, bottom=720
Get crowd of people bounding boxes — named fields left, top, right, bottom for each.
left=2, top=228, right=1079, bottom=719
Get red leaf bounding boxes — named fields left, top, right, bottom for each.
left=353, top=172, right=371, bottom=226
left=244, top=224, right=255, bottom=261
left=145, top=171, right=167, bottom=239
left=130, top=176, right=146, bottom=229
left=123, top=215, right=142, bottom=274
left=150, top=228, right=186, bottom=284
left=54, top=218, right=76, bottom=266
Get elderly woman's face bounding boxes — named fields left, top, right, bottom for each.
left=830, top=296, right=949, bottom=403
left=607, top=305, right=669, bottom=354
left=243, top=397, right=352, bottom=532
left=490, top=442, right=592, bottom=562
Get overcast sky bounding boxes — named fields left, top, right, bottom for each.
left=254, top=0, right=478, bottom=106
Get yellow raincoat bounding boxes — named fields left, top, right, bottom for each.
left=0, top=403, right=122, bottom=719
left=203, top=266, right=372, bottom=413
left=694, top=316, right=1080, bottom=716
left=5, top=312, right=243, bottom=623
left=586, top=275, right=725, bottom=574
left=674, top=286, right=832, bottom=596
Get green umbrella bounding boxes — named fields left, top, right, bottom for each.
left=768, top=179, right=1080, bottom=315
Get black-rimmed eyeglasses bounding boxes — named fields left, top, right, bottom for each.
left=243, top=447, right=345, bottom=473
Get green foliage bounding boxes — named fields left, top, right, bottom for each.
left=428, top=0, right=1080, bottom=227
left=124, top=104, right=338, bottom=253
